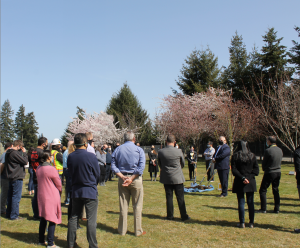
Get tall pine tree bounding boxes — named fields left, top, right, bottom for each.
left=289, top=26, right=300, bottom=76
left=222, top=32, right=250, bottom=99
left=260, top=28, right=294, bottom=83
left=106, top=83, right=154, bottom=145
left=0, top=99, right=15, bottom=145
left=14, top=104, right=26, bottom=142
left=176, top=47, right=221, bottom=95
left=23, top=112, right=39, bottom=149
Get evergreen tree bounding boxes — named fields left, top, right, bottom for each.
left=14, top=104, right=26, bottom=142
left=0, top=99, right=15, bottom=145
left=260, top=28, right=294, bottom=82
left=106, top=83, right=153, bottom=145
left=23, top=112, right=39, bottom=149
left=176, top=47, right=221, bottom=95
left=222, top=32, right=250, bottom=99
left=289, top=26, right=300, bottom=75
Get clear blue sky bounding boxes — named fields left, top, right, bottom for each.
left=1, top=0, right=299, bottom=143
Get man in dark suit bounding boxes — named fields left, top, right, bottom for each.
left=213, top=136, right=231, bottom=197
left=158, top=134, right=190, bottom=221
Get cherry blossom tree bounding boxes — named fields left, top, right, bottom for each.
left=155, top=87, right=261, bottom=152
left=66, top=111, right=128, bottom=145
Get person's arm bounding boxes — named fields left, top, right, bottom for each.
left=262, top=150, right=269, bottom=172
left=215, top=146, right=230, bottom=161
left=194, top=151, right=198, bottom=163
left=92, top=156, right=101, bottom=184
left=12, top=150, right=28, bottom=166
left=51, top=167, right=62, bottom=193
left=133, top=148, right=145, bottom=176
left=186, top=152, right=192, bottom=163
left=208, top=148, right=215, bottom=157
left=251, top=155, right=260, bottom=177
left=55, top=152, right=63, bottom=164
left=180, top=151, right=185, bottom=168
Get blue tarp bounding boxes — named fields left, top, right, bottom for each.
left=184, top=184, right=214, bottom=193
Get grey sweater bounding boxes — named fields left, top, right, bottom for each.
left=262, top=145, right=283, bottom=174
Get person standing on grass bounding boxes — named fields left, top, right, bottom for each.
left=27, top=147, right=35, bottom=196
left=204, top=141, right=215, bottom=182
left=67, top=133, right=100, bottom=248
left=148, top=145, right=158, bottom=181
left=212, top=136, right=231, bottom=197
left=158, top=134, right=190, bottom=221
left=0, top=142, right=13, bottom=216
left=231, top=141, right=259, bottom=228
left=294, top=138, right=300, bottom=233
left=31, top=136, right=48, bottom=220
left=5, top=140, right=28, bottom=220
left=258, top=136, right=283, bottom=214
left=187, top=145, right=197, bottom=181
left=63, top=140, right=74, bottom=206
left=96, top=145, right=106, bottom=186
left=86, top=132, right=96, bottom=155
left=111, top=131, right=146, bottom=236
left=37, top=150, right=62, bottom=248
left=106, top=145, right=113, bottom=181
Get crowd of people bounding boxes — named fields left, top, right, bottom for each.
left=1, top=131, right=300, bottom=247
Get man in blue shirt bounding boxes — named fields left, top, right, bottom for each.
left=111, top=131, right=146, bottom=237
left=67, top=133, right=100, bottom=248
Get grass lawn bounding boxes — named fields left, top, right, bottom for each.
left=1, top=159, right=300, bottom=247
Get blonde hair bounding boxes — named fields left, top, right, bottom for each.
left=86, top=132, right=93, bottom=140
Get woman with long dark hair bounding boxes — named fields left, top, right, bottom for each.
left=148, top=145, right=158, bottom=181
left=36, top=150, right=62, bottom=247
left=231, top=141, right=259, bottom=228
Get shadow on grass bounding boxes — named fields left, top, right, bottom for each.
left=1, top=231, right=71, bottom=247
left=203, top=205, right=237, bottom=211
left=107, top=210, right=165, bottom=221
left=281, top=197, right=300, bottom=201
left=21, top=195, right=34, bottom=199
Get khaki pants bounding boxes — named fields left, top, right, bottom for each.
left=118, top=176, right=143, bottom=236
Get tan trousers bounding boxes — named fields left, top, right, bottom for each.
left=118, top=176, right=143, bottom=236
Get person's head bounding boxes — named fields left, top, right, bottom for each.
left=40, top=150, right=53, bottom=164
left=51, top=138, right=61, bottom=151
left=12, top=140, right=24, bottom=151
left=267, top=136, right=276, bottom=146
left=236, top=140, right=251, bottom=153
left=108, top=145, right=112, bottom=151
left=38, top=137, right=48, bottom=150
left=207, top=141, right=213, bottom=148
left=151, top=145, right=155, bottom=150
left=103, top=144, right=108, bottom=150
left=74, top=133, right=88, bottom=149
left=219, top=136, right=226, bottom=145
left=68, top=142, right=76, bottom=154
left=136, top=142, right=140, bottom=147
left=4, top=142, right=13, bottom=151
left=190, top=146, right=194, bottom=151
left=86, top=132, right=93, bottom=141
left=116, top=142, right=120, bottom=147
left=166, top=134, right=176, bottom=146
left=124, top=131, right=135, bottom=142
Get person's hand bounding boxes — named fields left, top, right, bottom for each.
left=122, top=177, right=133, bottom=186
left=243, top=178, right=250, bottom=184
left=120, top=175, right=128, bottom=182
left=21, top=147, right=26, bottom=153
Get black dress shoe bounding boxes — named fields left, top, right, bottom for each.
left=164, top=216, right=174, bottom=220
left=182, top=216, right=191, bottom=222
left=273, top=210, right=279, bottom=214
left=295, top=228, right=300, bottom=233
left=256, top=209, right=267, bottom=213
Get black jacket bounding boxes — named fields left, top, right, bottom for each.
left=214, top=144, right=231, bottom=170
left=187, top=150, right=197, bottom=165
left=262, top=145, right=283, bottom=174
left=294, top=146, right=300, bottom=173
left=5, top=149, right=28, bottom=181
left=231, top=151, right=259, bottom=193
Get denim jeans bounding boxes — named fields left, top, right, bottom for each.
left=236, top=192, right=254, bottom=224
left=6, top=179, right=23, bottom=219
left=67, top=197, right=98, bottom=248
left=32, top=183, right=39, bottom=219
left=39, top=217, right=56, bottom=246
left=28, top=168, right=34, bottom=192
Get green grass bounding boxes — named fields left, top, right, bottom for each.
left=1, top=159, right=300, bottom=247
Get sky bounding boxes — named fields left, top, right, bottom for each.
left=1, top=0, right=300, bottom=143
